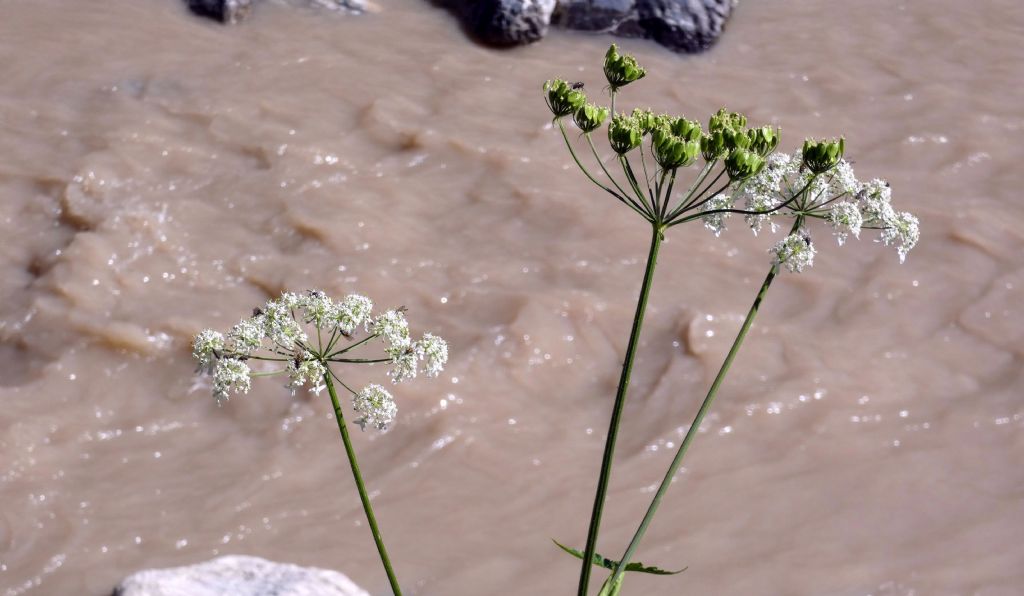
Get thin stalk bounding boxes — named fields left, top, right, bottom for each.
left=577, top=224, right=664, bottom=596
left=324, top=372, right=403, bottom=596
left=603, top=216, right=804, bottom=590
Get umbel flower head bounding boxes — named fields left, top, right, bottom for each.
left=544, top=79, right=586, bottom=119
left=192, top=290, right=449, bottom=431
left=704, top=143, right=920, bottom=269
left=574, top=102, right=610, bottom=133
left=603, top=43, right=646, bottom=90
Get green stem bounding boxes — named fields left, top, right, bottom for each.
left=604, top=216, right=804, bottom=589
left=324, top=372, right=403, bottom=596
left=578, top=224, right=664, bottom=596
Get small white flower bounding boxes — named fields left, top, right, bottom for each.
left=416, top=333, right=448, bottom=378
left=278, top=291, right=303, bottom=310
left=827, top=201, right=864, bottom=246
left=300, top=289, right=336, bottom=329
left=880, top=211, right=920, bottom=263
left=336, top=294, right=374, bottom=335
left=701, top=195, right=734, bottom=237
left=371, top=309, right=411, bottom=348
left=770, top=230, right=817, bottom=273
left=353, top=384, right=398, bottom=431
left=287, top=353, right=326, bottom=395
left=226, top=316, right=264, bottom=355
left=213, top=358, right=251, bottom=403
left=192, top=329, right=224, bottom=368
left=387, top=344, right=419, bottom=384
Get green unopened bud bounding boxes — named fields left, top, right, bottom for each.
left=607, top=115, right=642, bottom=155
left=631, top=108, right=658, bottom=135
left=747, top=125, right=780, bottom=156
left=802, top=137, right=845, bottom=174
left=709, top=107, right=747, bottom=133
left=669, top=117, right=702, bottom=142
left=603, top=44, right=646, bottom=91
left=725, top=148, right=765, bottom=181
left=573, top=102, right=609, bottom=134
left=723, top=127, right=751, bottom=151
left=700, top=131, right=729, bottom=161
left=652, top=127, right=700, bottom=170
left=543, top=79, right=586, bottom=119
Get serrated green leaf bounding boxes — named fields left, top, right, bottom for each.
left=552, top=540, right=687, bottom=575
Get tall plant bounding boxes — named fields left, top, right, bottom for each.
left=544, top=45, right=919, bottom=596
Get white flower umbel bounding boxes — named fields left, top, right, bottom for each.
left=771, top=230, right=817, bottom=273
left=300, top=289, right=336, bottom=329
left=880, top=211, right=920, bottom=263
left=827, top=201, right=863, bottom=245
left=213, top=358, right=251, bottom=403
left=193, top=329, right=224, bottom=369
left=387, top=344, right=419, bottom=383
left=353, top=384, right=398, bottom=431
left=371, top=309, right=411, bottom=348
left=336, top=294, right=373, bottom=335
left=701, top=195, right=733, bottom=236
left=226, top=316, right=264, bottom=355
left=417, top=333, right=449, bottom=378
left=288, top=353, right=327, bottom=395
left=262, top=298, right=307, bottom=351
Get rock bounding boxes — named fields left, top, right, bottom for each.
left=441, top=0, right=558, bottom=47
left=635, top=0, right=735, bottom=53
left=186, top=0, right=254, bottom=24
left=278, top=0, right=370, bottom=13
left=112, top=555, right=370, bottom=596
left=551, top=0, right=638, bottom=34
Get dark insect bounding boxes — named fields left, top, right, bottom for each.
left=252, top=307, right=264, bottom=317
left=571, top=81, right=585, bottom=90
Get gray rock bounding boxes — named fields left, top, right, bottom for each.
left=551, top=0, right=636, bottom=33
left=112, top=555, right=370, bottom=596
left=441, top=0, right=558, bottom=47
left=635, top=0, right=735, bottom=53
left=186, top=0, right=254, bottom=24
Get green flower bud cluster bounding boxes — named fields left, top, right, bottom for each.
left=668, top=117, right=702, bottom=142
left=573, top=102, right=610, bottom=133
left=709, top=108, right=747, bottom=133
left=701, top=130, right=729, bottom=161
left=603, top=44, right=646, bottom=90
left=652, top=126, right=700, bottom=170
left=802, top=137, right=845, bottom=174
left=608, top=114, right=643, bottom=155
left=544, top=79, right=586, bottom=119
left=747, top=125, right=780, bottom=157
left=725, top=148, right=766, bottom=181
left=631, top=108, right=659, bottom=135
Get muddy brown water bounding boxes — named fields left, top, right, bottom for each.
left=1, top=0, right=1022, bottom=594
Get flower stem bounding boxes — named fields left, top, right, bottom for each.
left=603, top=216, right=803, bottom=590
left=323, top=372, right=403, bottom=596
left=578, top=224, right=664, bottom=596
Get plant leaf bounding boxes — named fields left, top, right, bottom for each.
left=552, top=540, right=687, bottom=575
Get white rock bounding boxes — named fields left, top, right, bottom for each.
left=113, top=555, right=370, bottom=596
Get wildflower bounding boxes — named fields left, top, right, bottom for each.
left=387, top=344, right=419, bottom=384
left=771, top=230, right=817, bottom=273
left=880, top=211, right=920, bottom=263
left=858, top=178, right=894, bottom=222
left=743, top=192, right=780, bottom=235
left=829, top=160, right=859, bottom=195
left=213, top=358, right=251, bottom=403
left=262, top=297, right=307, bottom=350
left=193, top=329, right=224, bottom=368
left=652, top=126, right=700, bottom=170
left=708, top=107, right=747, bottom=133
left=701, top=195, right=734, bottom=236
left=288, top=353, right=327, bottom=395
left=827, top=201, right=863, bottom=245
left=300, top=289, right=336, bottom=329
left=335, top=294, right=373, bottom=335
left=700, top=130, right=729, bottom=161
left=417, top=333, right=449, bottom=378
left=226, top=316, right=264, bottom=355
left=631, top=108, right=659, bottom=135
left=747, top=125, right=780, bottom=157
left=371, top=309, right=411, bottom=348
left=725, top=148, right=765, bottom=182
left=353, top=384, right=398, bottom=431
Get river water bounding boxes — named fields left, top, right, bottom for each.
left=1, top=0, right=1022, bottom=594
